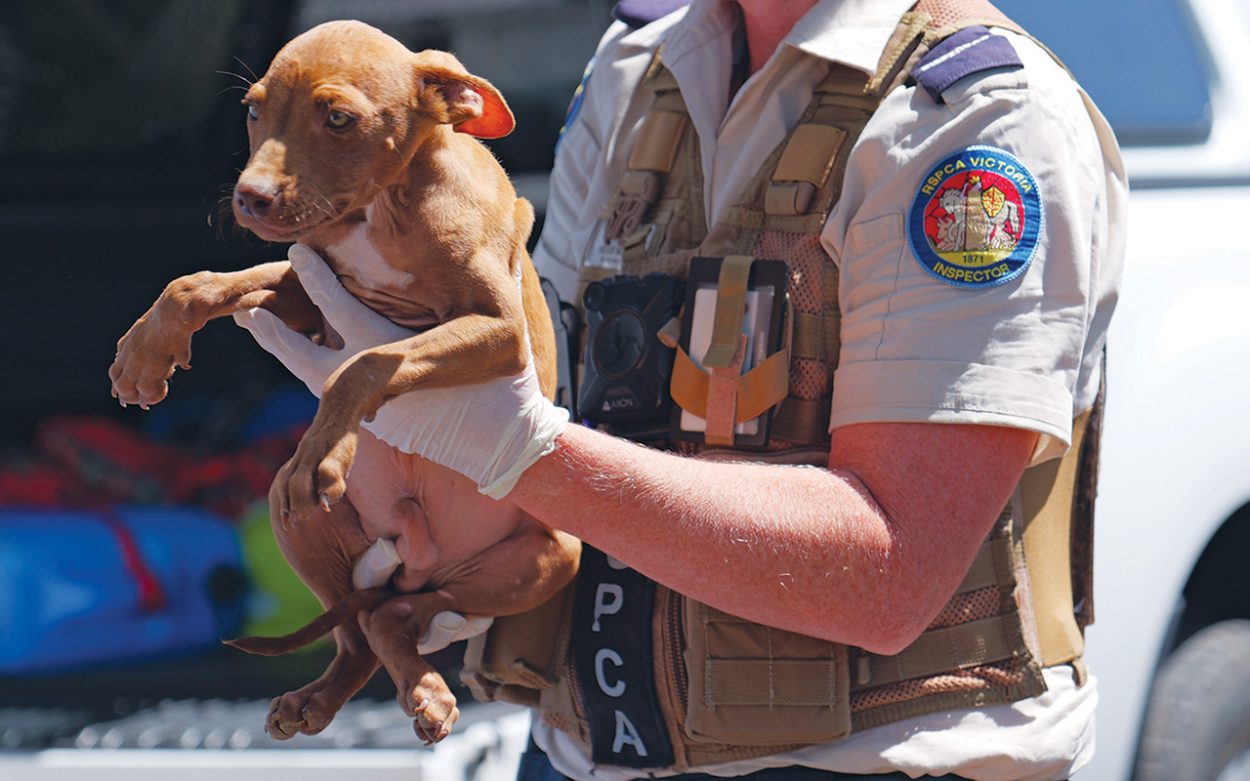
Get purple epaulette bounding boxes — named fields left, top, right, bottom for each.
left=912, top=26, right=1023, bottom=103
left=613, top=0, right=691, bottom=28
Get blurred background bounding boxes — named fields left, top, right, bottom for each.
left=2, top=0, right=1249, bottom=779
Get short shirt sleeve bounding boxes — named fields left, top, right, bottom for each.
left=533, top=19, right=668, bottom=306
left=822, top=31, right=1113, bottom=462
left=532, top=22, right=629, bottom=303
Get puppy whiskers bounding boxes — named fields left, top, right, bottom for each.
left=233, top=56, right=260, bottom=84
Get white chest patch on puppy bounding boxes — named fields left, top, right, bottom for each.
left=326, top=221, right=416, bottom=292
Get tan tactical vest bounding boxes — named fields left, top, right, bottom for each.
left=463, top=0, right=1101, bottom=771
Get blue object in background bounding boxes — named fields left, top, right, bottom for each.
left=993, top=0, right=1213, bottom=146
left=236, top=384, right=318, bottom=445
left=139, top=383, right=317, bottom=448
left=0, top=507, right=246, bottom=675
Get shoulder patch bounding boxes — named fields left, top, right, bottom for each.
left=907, top=146, right=1042, bottom=290
left=556, top=56, right=595, bottom=153
left=913, top=27, right=1022, bottom=103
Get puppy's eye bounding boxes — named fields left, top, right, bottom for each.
left=246, top=103, right=259, bottom=121
left=326, top=109, right=355, bottom=130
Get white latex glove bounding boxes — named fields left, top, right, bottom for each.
left=351, top=538, right=493, bottom=654
left=236, top=244, right=415, bottom=397
left=233, top=244, right=569, bottom=498
left=418, top=611, right=494, bottom=655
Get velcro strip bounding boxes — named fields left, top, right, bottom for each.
left=707, top=659, right=839, bottom=707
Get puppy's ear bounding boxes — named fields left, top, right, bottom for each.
left=413, top=52, right=515, bottom=139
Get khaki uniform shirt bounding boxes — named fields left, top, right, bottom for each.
left=531, top=0, right=1126, bottom=778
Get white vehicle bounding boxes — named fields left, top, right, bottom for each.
left=994, top=0, right=1250, bottom=778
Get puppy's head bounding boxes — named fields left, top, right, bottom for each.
left=233, top=21, right=513, bottom=242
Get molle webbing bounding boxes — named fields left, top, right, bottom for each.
left=855, top=517, right=1019, bottom=687
left=609, top=52, right=885, bottom=448
left=847, top=508, right=1046, bottom=731
left=703, top=63, right=883, bottom=446
left=590, top=49, right=707, bottom=289
left=675, top=504, right=1047, bottom=747
left=914, top=0, right=1023, bottom=40
left=849, top=399, right=1101, bottom=728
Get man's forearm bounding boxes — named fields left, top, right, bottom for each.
left=511, top=425, right=930, bottom=654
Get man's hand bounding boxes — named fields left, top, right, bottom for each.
left=234, top=244, right=569, bottom=498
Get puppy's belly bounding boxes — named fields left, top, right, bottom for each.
left=345, top=430, right=527, bottom=593
left=345, top=432, right=436, bottom=582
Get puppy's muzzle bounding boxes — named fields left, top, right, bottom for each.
left=235, top=180, right=278, bottom=220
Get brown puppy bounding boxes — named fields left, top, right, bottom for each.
left=108, top=21, right=579, bottom=743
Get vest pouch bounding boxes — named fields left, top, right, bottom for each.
left=461, top=580, right=576, bottom=707
left=681, top=597, right=851, bottom=745
left=669, top=256, right=791, bottom=449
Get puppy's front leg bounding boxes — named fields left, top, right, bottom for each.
left=279, top=310, right=526, bottom=520
left=109, top=261, right=324, bottom=407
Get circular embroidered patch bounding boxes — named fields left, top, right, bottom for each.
left=907, top=146, right=1042, bottom=289
left=555, top=55, right=595, bottom=153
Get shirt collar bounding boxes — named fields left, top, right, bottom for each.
left=788, top=0, right=917, bottom=74
left=618, top=0, right=917, bottom=77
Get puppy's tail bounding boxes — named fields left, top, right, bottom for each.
left=223, top=587, right=393, bottom=656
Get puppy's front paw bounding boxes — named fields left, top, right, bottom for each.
left=280, top=417, right=357, bottom=523
left=108, top=314, right=192, bottom=409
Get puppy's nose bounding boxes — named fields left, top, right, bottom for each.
left=235, top=181, right=276, bottom=219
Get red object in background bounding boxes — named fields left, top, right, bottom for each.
left=37, top=417, right=184, bottom=504
left=0, top=416, right=305, bottom=518
left=100, top=510, right=168, bottom=612
left=0, top=461, right=111, bottom=508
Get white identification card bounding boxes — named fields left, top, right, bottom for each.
left=584, top=221, right=624, bottom=272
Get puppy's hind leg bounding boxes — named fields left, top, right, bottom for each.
left=357, top=591, right=461, bottom=744
left=261, top=468, right=381, bottom=739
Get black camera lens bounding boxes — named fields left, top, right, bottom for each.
left=594, top=311, right=646, bottom=378
left=583, top=281, right=607, bottom=311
